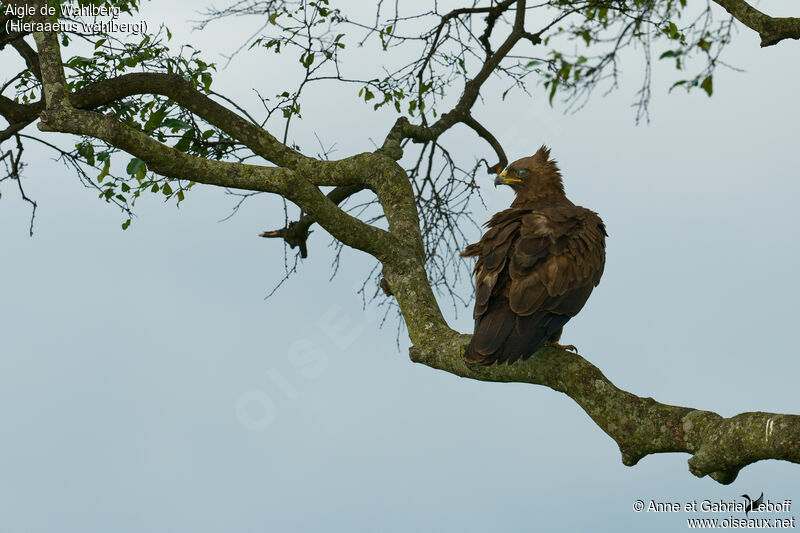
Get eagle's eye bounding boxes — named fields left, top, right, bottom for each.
left=517, top=169, right=528, bottom=177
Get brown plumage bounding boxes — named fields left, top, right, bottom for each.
left=461, top=146, right=607, bottom=365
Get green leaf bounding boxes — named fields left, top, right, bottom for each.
left=174, top=135, right=192, bottom=152
left=122, top=219, right=131, bottom=230
left=668, top=79, right=688, bottom=93
left=144, top=106, right=168, bottom=132
left=201, top=72, right=213, bottom=92
left=700, top=75, right=713, bottom=96
left=77, top=142, right=95, bottom=166
left=548, top=79, right=559, bottom=106
left=162, top=183, right=173, bottom=196
left=126, top=157, right=146, bottom=177
left=558, top=61, right=572, bottom=80
left=97, top=158, right=110, bottom=183
left=664, top=21, right=679, bottom=40
left=162, top=118, right=192, bottom=131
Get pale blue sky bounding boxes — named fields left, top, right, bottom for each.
left=1, top=1, right=799, bottom=531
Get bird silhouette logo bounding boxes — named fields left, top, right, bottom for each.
left=742, top=493, right=765, bottom=516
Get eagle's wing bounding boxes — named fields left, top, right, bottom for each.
left=464, top=206, right=606, bottom=365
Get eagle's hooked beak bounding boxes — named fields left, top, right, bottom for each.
left=494, top=169, right=521, bottom=187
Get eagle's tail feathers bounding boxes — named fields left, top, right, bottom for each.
left=465, top=309, right=571, bottom=366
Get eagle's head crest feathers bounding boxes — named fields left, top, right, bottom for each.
left=495, top=145, right=565, bottom=202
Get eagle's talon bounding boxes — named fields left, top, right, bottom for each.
left=545, top=341, right=578, bottom=353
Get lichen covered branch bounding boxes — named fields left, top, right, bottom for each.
left=409, top=333, right=800, bottom=484
left=29, top=5, right=397, bottom=261
left=711, top=0, right=800, bottom=46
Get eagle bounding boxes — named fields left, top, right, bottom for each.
left=461, top=146, right=607, bottom=365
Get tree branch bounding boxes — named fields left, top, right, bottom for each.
left=0, top=120, right=27, bottom=143
left=259, top=184, right=364, bottom=258
left=36, top=104, right=398, bottom=260
left=418, top=1, right=516, bottom=80
left=409, top=332, right=800, bottom=484
left=0, top=71, right=391, bottom=189
left=401, top=0, right=530, bottom=144
left=462, top=114, right=507, bottom=173
left=28, top=8, right=398, bottom=261
left=382, top=0, right=542, bottom=172
left=8, top=69, right=422, bottom=254
left=711, top=0, right=800, bottom=47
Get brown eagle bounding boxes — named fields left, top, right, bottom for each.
left=461, top=146, right=607, bottom=365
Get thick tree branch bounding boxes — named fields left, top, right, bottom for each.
left=8, top=69, right=421, bottom=255
left=408, top=332, right=800, bottom=484
left=0, top=72, right=391, bottom=189
left=0, top=120, right=26, bottom=142
left=35, top=105, right=397, bottom=260
left=28, top=13, right=398, bottom=261
left=711, top=0, right=800, bottom=47
left=30, top=19, right=67, bottom=107
left=23, top=0, right=429, bottom=263
left=66, top=72, right=311, bottom=170
left=0, top=95, right=37, bottom=125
